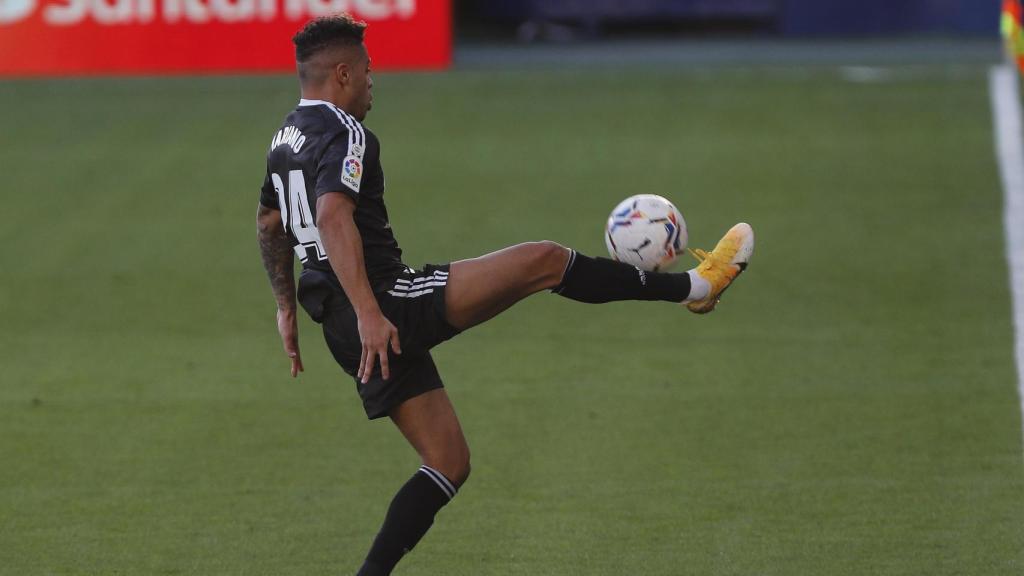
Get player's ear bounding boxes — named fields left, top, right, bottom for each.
left=334, top=61, right=350, bottom=87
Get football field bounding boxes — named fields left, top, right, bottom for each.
left=2, top=64, right=1023, bottom=575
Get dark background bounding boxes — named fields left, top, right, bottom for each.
left=453, top=0, right=999, bottom=41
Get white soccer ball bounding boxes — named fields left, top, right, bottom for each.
left=605, top=194, right=687, bottom=271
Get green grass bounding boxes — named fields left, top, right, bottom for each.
left=1, top=67, right=1022, bottom=575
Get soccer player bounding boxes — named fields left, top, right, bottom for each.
left=256, top=15, right=754, bottom=576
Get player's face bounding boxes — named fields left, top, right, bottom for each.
left=350, top=46, right=373, bottom=121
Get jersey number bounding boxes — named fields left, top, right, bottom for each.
left=271, top=170, right=327, bottom=262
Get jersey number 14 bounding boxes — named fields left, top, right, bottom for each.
left=272, top=170, right=327, bottom=262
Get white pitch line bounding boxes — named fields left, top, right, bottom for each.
left=990, top=64, right=1024, bottom=450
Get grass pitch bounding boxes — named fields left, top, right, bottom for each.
left=1, top=66, right=1022, bottom=575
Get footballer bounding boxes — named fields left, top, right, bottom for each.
left=256, top=14, right=754, bottom=575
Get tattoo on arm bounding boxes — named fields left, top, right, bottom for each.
left=257, top=205, right=296, bottom=311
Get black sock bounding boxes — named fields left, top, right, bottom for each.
left=552, top=251, right=691, bottom=304
left=356, top=466, right=457, bottom=576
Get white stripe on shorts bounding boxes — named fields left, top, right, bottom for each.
left=394, top=277, right=447, bottom=288
left=394, top=271, right=448, bottom=285
left=392, top=281, right=447, bottom=291
left=390, top=271, right=449, bottom=297
left=387, top=288, right=437, bottom=298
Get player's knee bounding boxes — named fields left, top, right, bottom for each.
left=454, top=457, right=471, bottom=488
left=450, top=446, right=471, bottom=487
left=428, top=449, right=470, bottom=488
left=529, top=240, right=571, bottom=287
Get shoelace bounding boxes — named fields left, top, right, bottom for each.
left=688, top=247, right=712, bottom=264
left=687, top=247, right=723, bottom=307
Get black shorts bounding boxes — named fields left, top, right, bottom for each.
left=317, top=264, right=461, bottom=419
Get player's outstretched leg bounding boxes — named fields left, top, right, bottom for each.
left=442, top=241, right=572, bottom=330
left=356, top=389, right=469, bottom=576
left=444, top=241, right=692, bottom=329
left=443, top=223, right=754, bottom=329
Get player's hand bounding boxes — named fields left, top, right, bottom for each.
left=357, top=309, right=402, bottom=384
left=277, top=307, right=304, bottom=378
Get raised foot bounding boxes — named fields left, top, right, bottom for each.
left=685, top=222, right=754, bottom=314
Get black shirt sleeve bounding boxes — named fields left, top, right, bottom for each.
left=259, top=166, right=279, bottom=209
left=316, top=130, right=363, bottom=202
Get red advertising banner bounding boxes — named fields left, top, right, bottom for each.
left=0, top=0, right=450, bottom=76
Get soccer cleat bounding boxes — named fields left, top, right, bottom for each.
left=685, top=222, right=755, bottom=314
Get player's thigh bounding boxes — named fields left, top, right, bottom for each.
left=444, top=241, right=570, bottom=330
left=390, top=388, right=470, bottom=486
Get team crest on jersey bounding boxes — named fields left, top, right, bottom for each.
left=341, top=155, right=363, bottom=192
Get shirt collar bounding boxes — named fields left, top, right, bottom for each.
left=298, top=98, right=332, bottom=107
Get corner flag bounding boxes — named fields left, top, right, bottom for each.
left=1004, top=0, right=1024, bottom=72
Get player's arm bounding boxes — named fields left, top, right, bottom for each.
left=257, top=203, right=304, bottom=377
left=316, top=191, right=401, bottom=383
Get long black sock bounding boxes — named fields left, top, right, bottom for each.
left=356, top=466, right=457, bottom=576
left=553, top=251, right=692, bottom=304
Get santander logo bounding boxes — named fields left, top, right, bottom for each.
left=0, top=0, right=415, bottom=25
left=0, top=0, right=35, bottom=23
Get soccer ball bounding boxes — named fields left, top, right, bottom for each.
left=605, top=194, right=687, bottom=271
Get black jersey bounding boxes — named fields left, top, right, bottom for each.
left=259, top=99, right=407, bottom=310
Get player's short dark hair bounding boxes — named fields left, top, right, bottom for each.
left=293, top=14, right=367, bottom=63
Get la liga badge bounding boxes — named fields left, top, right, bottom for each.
left=341, top=155, right=362, bottom=192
